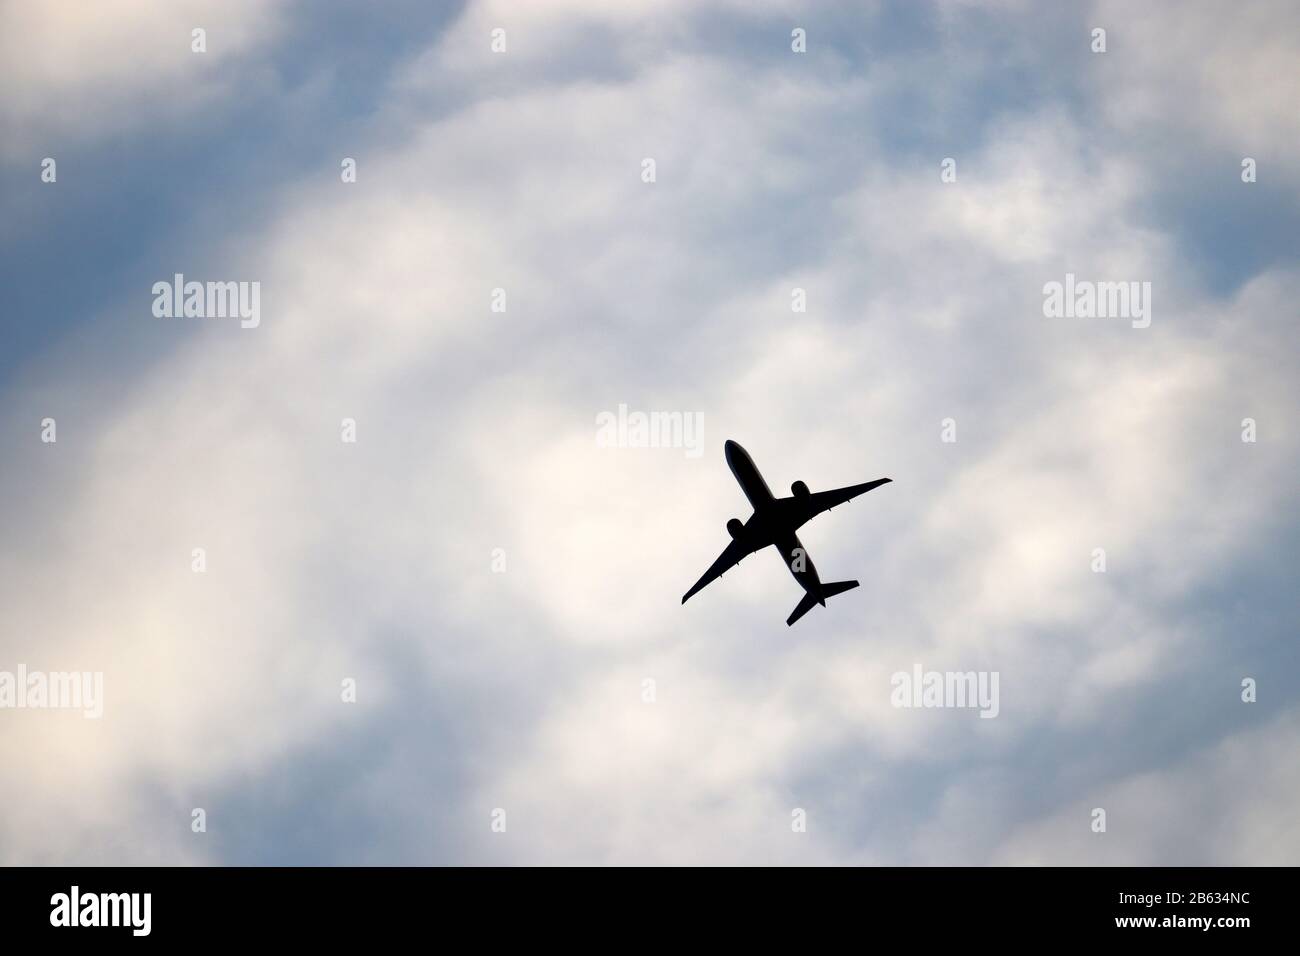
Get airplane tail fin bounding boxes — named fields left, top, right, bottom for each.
left=787, top=580, right=859, bottom=627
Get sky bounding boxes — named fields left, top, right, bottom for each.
left=0, top=0, right=1297, bottom=865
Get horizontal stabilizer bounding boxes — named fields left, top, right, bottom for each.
left=822, top=580, right=859, bottom=598
left=786, top=591, right=820, bottom=627
left=787, top=580, right=859, bottom=626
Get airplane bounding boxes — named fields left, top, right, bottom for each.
left=681, top=440, right=891, bottom=626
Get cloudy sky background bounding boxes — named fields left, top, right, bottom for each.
left=1, top=0, right=1297, bottom=864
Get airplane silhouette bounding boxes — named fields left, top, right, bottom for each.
left=682, top=440, right=891, bottom=626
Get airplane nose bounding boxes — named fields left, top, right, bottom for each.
left=724, top=439, right=739, bottom=460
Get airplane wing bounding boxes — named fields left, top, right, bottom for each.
left=776, top=478, right=892, bottom=530
left=681, top=520, right=769, bottom=604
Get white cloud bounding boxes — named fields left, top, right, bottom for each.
left=0, top=0, right=284, bottom=160
left=1, top=0, right=1297, bottom=865
left=994, top=709, right=1300, bottom=864
left=1092, top=0, right=1300, bottom=174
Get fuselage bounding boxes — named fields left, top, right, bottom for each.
left=725, top=440, right=824, bottom=601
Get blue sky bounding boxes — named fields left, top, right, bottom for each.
left=1, top=0, right=1297, bottom=864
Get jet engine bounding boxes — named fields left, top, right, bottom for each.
left=791, top=480, right=810, bottom=497
left=726, top=518, right=745, bottom=539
